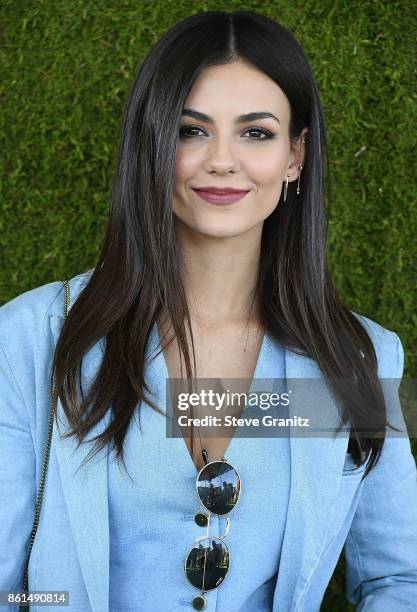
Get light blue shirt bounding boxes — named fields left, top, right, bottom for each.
left=108, top=326, right=289, bottom=610
left=1, top=269, right=417, bottom=611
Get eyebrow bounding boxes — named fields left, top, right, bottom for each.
left=181, top=107, right=280, bottom=125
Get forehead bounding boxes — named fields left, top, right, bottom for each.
left=185, top=59, right=290, bottom=123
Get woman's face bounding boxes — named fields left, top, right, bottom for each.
left=173, top=58, right=306, bottom=239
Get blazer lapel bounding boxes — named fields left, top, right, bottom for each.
left=50, top=315, right=110, bottom=612
left=272, top=347, right=349, bottom=611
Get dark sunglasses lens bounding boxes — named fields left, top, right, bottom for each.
left=197, top=461, right=240, bottom=515
left=185, top=537, right=229, bottom=591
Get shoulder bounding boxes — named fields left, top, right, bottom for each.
left=0, top=269, right=94, bottom=423
left=351, top=311, right=404, bottom=379
left=0, top=268, right=94, bottom=348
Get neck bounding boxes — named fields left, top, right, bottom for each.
left=174, top=217, right=263, bottom=328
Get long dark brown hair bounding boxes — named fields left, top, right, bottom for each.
left=51, top=9, right=399, bottom=480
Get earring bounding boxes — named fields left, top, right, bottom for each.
left=283, top=174, right=290, bottom=202
left=296, top=134, right=306, bottom=196
left=296, top=163, right=303, bottom=195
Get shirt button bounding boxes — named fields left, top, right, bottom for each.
left=192, top=594, right=207, bottom=610
left=194, top=511, right=209, bottom=527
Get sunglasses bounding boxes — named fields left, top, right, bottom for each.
left=183, top=454, right=241, bottom=610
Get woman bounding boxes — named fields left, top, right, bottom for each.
left=1, top=9, right=416, bottom=612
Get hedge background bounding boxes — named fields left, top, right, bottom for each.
left=1, top=1, right=416, bottom=609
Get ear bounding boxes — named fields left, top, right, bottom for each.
left=286, top=128, right=308, bottom=182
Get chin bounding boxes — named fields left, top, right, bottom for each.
left=188, top=222, right=247, bottom=239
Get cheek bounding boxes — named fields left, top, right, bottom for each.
left=174, top=147, right=202, bottom=186
left=248, top=147, right=288, bottom=187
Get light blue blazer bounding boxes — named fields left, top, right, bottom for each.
left=1, top=270, right=417, bottom=612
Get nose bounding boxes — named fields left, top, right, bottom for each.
left=204, top=136, right=240, bottom=174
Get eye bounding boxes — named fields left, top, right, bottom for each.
left=178, top=124, right=275, bottom=141
left=243, top=127, right=275, bottom=140
left=178, top=125, right=207, bottom=138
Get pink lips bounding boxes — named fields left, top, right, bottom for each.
left=192, top=188, right=250, bottom=205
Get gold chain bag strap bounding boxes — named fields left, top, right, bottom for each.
left=19, top=280, right=70, bottom=612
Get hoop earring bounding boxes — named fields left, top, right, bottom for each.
left=283, top=174, right=290, bottom=203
